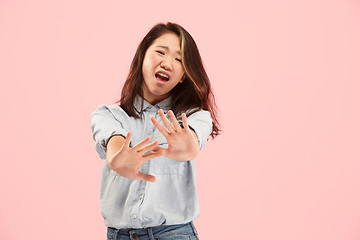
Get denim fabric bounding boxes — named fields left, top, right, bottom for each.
left=91, top=95, right=213, bottom=229
left=107, top=221, right=199, bottom=240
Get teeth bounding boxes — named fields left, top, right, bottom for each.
left=157, top=72, right=169, bottom=79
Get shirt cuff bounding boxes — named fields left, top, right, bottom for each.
left=186, top=110, right=213, bottom=151
left=95, top=129, right=127, bottom=160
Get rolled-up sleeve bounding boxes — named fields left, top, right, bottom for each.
left=186, top=109, right=213, bottom=151
left=91, top=105, right=128, bottom=159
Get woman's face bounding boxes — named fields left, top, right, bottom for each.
left=142, top=32, right=185, bottom=105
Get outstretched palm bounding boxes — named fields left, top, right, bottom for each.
left=151, top=109, right=199, bottom=161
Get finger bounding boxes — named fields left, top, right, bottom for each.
left=181, top=113, right=191, bottom=132
left=168, top=110, right=183, bottom=132
left=158, top=109, right=175, bottom=133
left=151, top=116, right=170, bottom=136
left=124, top=131, right=132, bottom=148
left=142, top=148, right=166, bottom=162
left=137, top=140, right=160, bottom=154
left=151, top=145, right=167, bottom=153
left=132, top=136, right=151, bottom=150
left=135, top=172, right=156, bottom=182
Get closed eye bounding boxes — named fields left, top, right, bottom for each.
left=176, top=58, right=182, bottom=63
left=156, top=50, right=165, bottom=55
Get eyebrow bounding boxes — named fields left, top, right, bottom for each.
left=156, top=45, right=181, bottom=55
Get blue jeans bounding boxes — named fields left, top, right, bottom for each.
left=107, top=221, right=199, bottom=240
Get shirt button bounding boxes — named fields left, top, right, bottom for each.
left=132, top=214, right=136, bottom=219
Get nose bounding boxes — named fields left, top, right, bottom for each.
left=160, top=60, right=173, bottom=71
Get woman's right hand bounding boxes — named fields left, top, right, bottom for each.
left=108, top=132, right=164, bottom=182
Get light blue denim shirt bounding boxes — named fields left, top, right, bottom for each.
left=91, top=95, right=213, bottom=229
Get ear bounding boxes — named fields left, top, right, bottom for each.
left=180, top=74, right=186, bottom=83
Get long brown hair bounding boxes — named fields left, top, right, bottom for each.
left=115, top=22, right=221, bottom=139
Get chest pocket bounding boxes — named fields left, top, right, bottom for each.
left=149, top=132, right=188, bottom=175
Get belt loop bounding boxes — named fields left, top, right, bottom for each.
left=147, top=227, right=155, bottom=240
left=113, top=228, right=119, bottom=240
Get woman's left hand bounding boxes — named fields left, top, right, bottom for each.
left=151, top=109, right=199, bottom=161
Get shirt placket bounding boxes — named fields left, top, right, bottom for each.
left=129, top=105, right=160, bottom=228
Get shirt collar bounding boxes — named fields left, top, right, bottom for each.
left=134, top=94, right=173, bottom=113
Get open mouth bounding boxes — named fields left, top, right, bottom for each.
left=155, top=72, right=170, bottom=82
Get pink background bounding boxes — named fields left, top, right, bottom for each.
left=1, top=0, right=359, bottom=239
